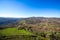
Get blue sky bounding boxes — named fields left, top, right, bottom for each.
left=0, top=0, right=60, bottom=18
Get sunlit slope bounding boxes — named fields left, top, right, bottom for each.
left=0, top=28, right=33, bottom=36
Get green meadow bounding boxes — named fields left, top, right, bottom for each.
left=0, top=28, right=33, bottom=36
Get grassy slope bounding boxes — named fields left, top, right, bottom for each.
left=1, top=28, right=60, bottom=40
left=0, top=28, right=33, bottom=36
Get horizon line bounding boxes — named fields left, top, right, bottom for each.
left=0, top=16, right=60, bottom=18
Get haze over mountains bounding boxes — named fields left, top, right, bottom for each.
left=0, top=17, right=60, bottom=30
left=0, top=17, right=23, bottom=28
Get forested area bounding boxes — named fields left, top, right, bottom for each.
left=0, top=17, right=60, bottom=40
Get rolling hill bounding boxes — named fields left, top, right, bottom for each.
left=0, top=17, right=60, bottom=40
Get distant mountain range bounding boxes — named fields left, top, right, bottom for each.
left=0, top=17, right=60, bottom=31
left=0, top=17, right=23, bottom=28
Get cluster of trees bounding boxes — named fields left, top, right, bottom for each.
left=0, top=17, right=60, bottom=40
left=18, top=17, right=60, bottom=33
left=16, top=17, right=60, bottom=40
left=0, top=32, right=60, bottom=40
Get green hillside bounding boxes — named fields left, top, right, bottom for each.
left=0, top=28, right=33, bottom=36
left=0, top=17, right=60, bottom=40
